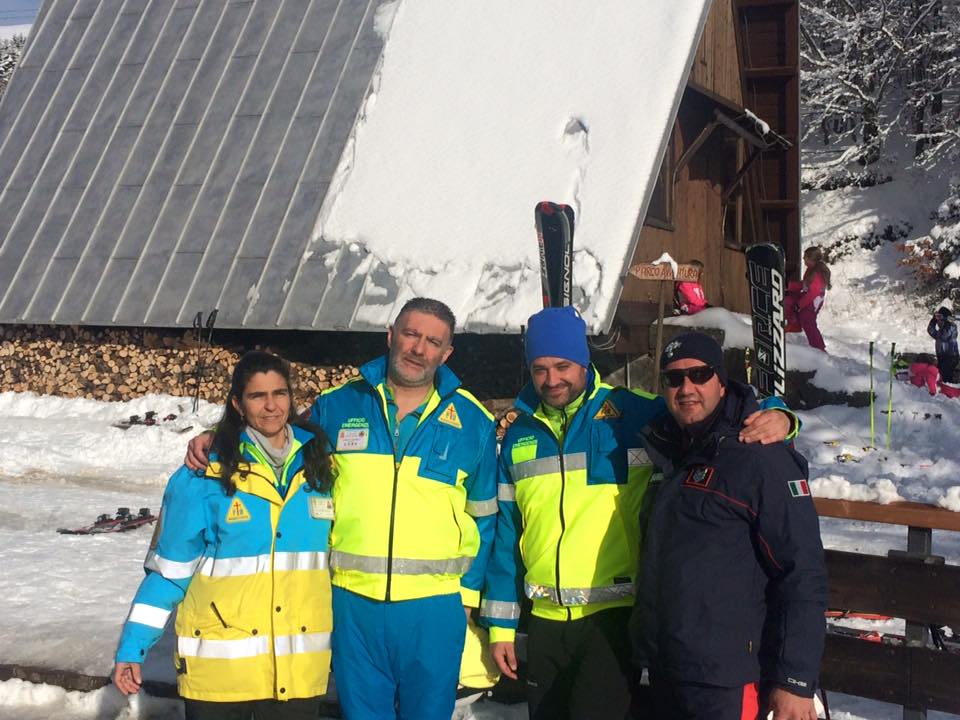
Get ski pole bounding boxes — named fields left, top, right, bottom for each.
left=868, top=341, right=875, bottom=448
left=193, top=309, right=218, bottom=413
left=885, top=342, right=896, bottom=449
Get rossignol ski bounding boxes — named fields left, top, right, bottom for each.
left=535, top=201, right=574, bottom=308
left=745, top=243, right=787, bottom=397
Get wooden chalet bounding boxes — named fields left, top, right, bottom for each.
left=614, top=0, right=800, bottom=354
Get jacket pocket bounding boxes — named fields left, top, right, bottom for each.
left=419, top=425, right=459, bottom=485
left=588, top=422, right=627, bottom=485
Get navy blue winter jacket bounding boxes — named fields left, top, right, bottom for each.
left=927, top=317, right=959, bottom=360
left=630, top=380, right=827, bottom=696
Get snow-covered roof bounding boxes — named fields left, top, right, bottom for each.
left=0, top=0, right=712, bottom=332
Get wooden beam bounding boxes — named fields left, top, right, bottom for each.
left=745, top=65, right=799, bottom=79
left=821, top=634, right=960, bottom=715
left=826, top=549, right=960, bottom=626
left=816, top=498, right=960, bottom=532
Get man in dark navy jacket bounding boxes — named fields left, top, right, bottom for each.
left=630, top=332, right=827, bottom=720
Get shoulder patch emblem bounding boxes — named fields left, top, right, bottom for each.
left=438, top=403, right=462, bottom=429
left=788, top=479, right=811, bottom=498
left=225, top=498, right=251, bottom=523
left=683, top=465, right=715, bottom=488
left=593, top=399, right=621, bottom=420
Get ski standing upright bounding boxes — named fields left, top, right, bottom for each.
left=534, top=201, right=574, bottom=308
left=745, top=243, right=787, bottom=397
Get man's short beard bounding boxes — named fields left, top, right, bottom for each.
left=388, top=354, right=433, bottom=388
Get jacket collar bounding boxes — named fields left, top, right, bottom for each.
left=359, top=355, right=462, bottom=399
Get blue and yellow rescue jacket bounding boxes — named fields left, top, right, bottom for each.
left=481, top=368, right=797, bottom=642
left=481, top=368, right=664, bottom=641
left=310, top=356, right=498, bottom=606
left=115, top=425, right=333, bottom=702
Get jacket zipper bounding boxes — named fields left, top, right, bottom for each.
left=379, top=386, right=448, bottom=602
left=533, top=408, right=572, bottom=620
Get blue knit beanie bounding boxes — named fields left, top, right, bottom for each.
left=525, top=306, right=590, bottom=368
left=660, top=331, right=727, bottom=384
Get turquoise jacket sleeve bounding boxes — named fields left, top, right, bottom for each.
left=115, top=466, right=208, bottom=663
left=479, top=448, right=524, bottom=640
left=460, top=423, right=499, bottom=597
left=758, top=394, right=802, bottom=441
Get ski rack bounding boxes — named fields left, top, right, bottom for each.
left=815, top=498, right=960, bottom=718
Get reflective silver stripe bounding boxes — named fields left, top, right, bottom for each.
left=465, top=497, right=498, bottom=517
left=480, top=599, right=521, bottom=620
left=128, top=603, right=171, bottom=629
left=525, top=581, right=635, bottom=606
left=177, top=635, right=271, bottom=660
left=511, top=456, right=559, bottom=482
left=627, top=448, right=651, bottom=467
left=330, top=551, right=473, bottom=576
left=511, top=452, right=588, bottom=482
left=274, top=551, right=328, bottom=572
left=145, top=551, right=203, bottom=580
left=274, top=632, right=332, bottom=656
left=497, top=483, right=516, bottom=502
left=197, top=554, right=271, bottom=578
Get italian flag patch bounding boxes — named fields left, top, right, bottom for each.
left=788, top=480, right=811, bottom=498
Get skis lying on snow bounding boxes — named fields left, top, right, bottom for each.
left=535, top=201, right=574, bottom=308
left=745, top=243, right=786, bottom=398
left=57, top=507, right=156, bottom=535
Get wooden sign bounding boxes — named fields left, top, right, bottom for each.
left=629, top=263, right=701, bottom=282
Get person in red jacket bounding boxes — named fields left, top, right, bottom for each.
left=909, top=354, right=940, bottom=395
left=785, top=246, right=830, bottom=351
left=675, top=260, right=708, bottom=315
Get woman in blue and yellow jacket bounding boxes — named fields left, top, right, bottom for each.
left=113, top=351, right=335, bottom=720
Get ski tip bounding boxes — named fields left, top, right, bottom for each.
left=536, top=201, right=556, bottom=215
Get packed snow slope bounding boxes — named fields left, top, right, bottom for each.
left=312, top=0, right=710, bottom=333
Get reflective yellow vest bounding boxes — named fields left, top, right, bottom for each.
left=310, top=356, right=498, bottom=604
left=481, top=369, right=665, bottom=641
left=116, top=426, right=333, bottom=702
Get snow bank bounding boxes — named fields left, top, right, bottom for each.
left=810, top=476, right=904, bottom=504
left=0, top=679, right=179, bottom=720
left=0, top=392, right=221, bottom=482
left=313, top=0, right=710, bottom=333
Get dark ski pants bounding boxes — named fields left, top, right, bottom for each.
left=526, top=606, right=638, bottom=720
left=650, top=675, right=760, bottom=720
left=938, top=354, right=959, bottom=383
left=183, top=697, right=322, bottom=720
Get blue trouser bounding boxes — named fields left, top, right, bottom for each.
left=331, top=587, right=466, bottom=720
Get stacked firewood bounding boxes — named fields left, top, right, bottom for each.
left=0, top=325, right=359, bottom=409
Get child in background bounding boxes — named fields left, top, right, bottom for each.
left=785, top=246, right=830, bottom=351
left=909, top=354, right=940, bottom=396
left=927, top=306, right=959, bottom=383
left=675, top=260, right=708, bottom=315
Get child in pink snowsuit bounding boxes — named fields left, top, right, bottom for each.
left=675, top=260, right=708, bottom=315
left=786, top=246, right=830, bottom=351
left=909, top=357, right=940, bottom=395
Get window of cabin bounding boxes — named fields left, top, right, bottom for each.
left=645, top=132, right=675, bottom=230
left=722, top=138, right=745, bottom=249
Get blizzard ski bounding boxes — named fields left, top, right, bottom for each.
left=534, top=201, right=574, bottom=308
left=745, top=243, right=787, bottom=397
left=57, top=507, right=156, bottom=535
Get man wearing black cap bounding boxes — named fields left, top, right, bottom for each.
left=481, top=310, right=798, bottom=719
left=631, top=331, right=827, bottom=720
left=928, top=306, right=958, bottom=383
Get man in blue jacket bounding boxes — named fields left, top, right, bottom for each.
left=631, top=332, right=827, bottom=720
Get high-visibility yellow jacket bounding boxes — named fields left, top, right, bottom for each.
left=481, top=369, right=664, bottom=641
left=115, top=426, right=333, bottom=702
left=309, top=356, right=498, bottom=605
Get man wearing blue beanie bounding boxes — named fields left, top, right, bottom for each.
left=482, top=309, right=798, bottom=719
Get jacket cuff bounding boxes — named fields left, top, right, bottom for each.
left=488, top=626, right=516, bottom=643
left=460, top=586, right=481, bottom=607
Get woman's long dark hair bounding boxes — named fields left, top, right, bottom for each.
left=211, top=351, right=333, bottom=496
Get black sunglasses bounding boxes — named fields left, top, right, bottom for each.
left=661, top=366, right=717, bottom=388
